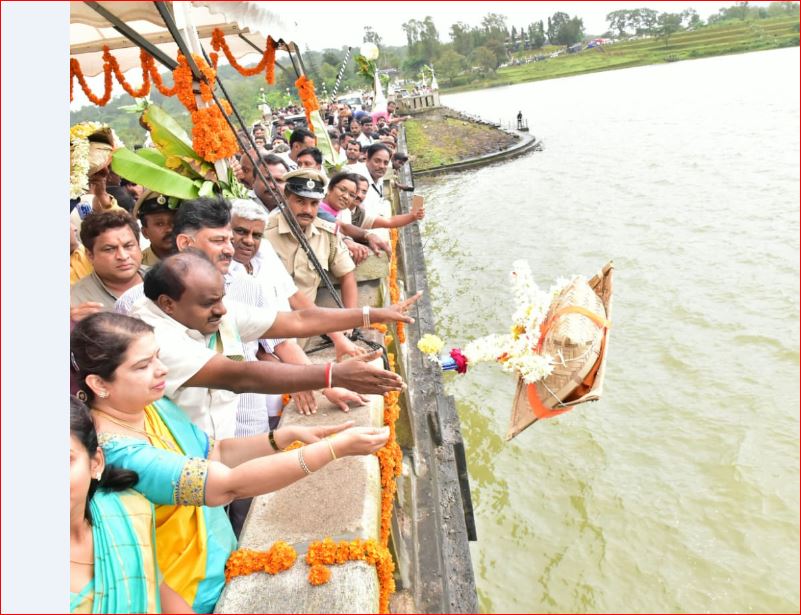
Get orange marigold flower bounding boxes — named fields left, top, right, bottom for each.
left=308, top=564, right=332, bottom=586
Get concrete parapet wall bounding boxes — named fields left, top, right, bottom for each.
left=218, top=560, right=379, bottom=614
left=215, top=366, right=387, bottom=614
left=396, top=93, right=440, bottom=113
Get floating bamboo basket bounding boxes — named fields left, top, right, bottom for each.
left=506, top=261, right=614, bottom=440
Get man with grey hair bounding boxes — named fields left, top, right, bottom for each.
left=229, top=198, right=365, bottom=423
left=230, top=197, right=362, bottom=374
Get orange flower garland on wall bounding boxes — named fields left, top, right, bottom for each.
left=304, top=538, right=396, bottom=612
left=388, top=229, right=406, bottom=343
left=222, top=320, right=406, bottom=611
left=223, top=542, right=297, bottom=582
left=307, top=564, right=332, bottom=586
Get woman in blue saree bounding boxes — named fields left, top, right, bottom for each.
left=69, top=396, right=191, bottom=613
left=71, top=312, right=390, bottom=613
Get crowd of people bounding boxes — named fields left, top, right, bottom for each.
left=69, top=98, right=424, bottom=613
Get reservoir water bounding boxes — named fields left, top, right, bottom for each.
left=418, top=47, right=800, bottom=613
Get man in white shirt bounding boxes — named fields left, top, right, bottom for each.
left=359, top=143, right=392, bottom=214
left=356, top=116, right=375, bottom=148
left=229, top=198, right=364, bottom=430
left=277, top=127, right=316, bottom=172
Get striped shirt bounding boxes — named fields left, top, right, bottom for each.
left=229, top=245, right=298, bottom=437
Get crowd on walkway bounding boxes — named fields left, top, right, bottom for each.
left=69, top=99, right=423, bottom=613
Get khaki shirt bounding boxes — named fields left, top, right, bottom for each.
left=140, top=246, right=162, bottom=267
left=70, top=269, right=146, bottom=311
left=265, top=212, right=355, bottom=303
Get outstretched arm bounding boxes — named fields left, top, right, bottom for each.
left=183, top=349, right=404, bottom=396
left=264, top=292, right=421, bottom=339
left=203, top=424, right=389, bottom=506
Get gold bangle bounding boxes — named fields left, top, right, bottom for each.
left=325, top=437, right=337, bottom=461
left=268, top=431, right=280, bottom=452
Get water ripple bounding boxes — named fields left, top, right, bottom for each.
left=428, top=48, right=800, bottom=613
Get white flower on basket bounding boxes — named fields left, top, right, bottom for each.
left=69, top=121, right=123, bottom=199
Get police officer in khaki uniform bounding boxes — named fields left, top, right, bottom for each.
left=264, top=168, right=358, bottom=309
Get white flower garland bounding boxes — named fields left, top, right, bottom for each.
left=463, top=260, right=570, bottom=384
left=69, top=138, right=91, bottom=199
left=69, top=122, right=123, bottom=199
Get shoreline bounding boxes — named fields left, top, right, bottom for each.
left=438, top=17, right=798, bottom=95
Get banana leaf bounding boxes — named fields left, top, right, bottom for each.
left=309, top=109, right=338, bottom=170
left=177, top=157, right=215, bottom=180
left=135, top=148, right=167, bottom=166
left=198, top=180, right=215, bottom=197
left=141, top=104, right=200, bottom=162
left=112, top=148, right=199, bottom=200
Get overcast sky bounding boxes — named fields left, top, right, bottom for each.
left=274, top=2, right=775, bottom=50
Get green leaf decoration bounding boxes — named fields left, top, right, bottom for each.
left=142, top=104, right=200, bottom=162
left=119, top=98, right=151, bottom=114
left=136, top=148, right=167, bottom=166
left=309, top=110, right=338, bottom=168
left=198, top=180, right=215, bottom=197
left=111, top=148, right=200, bottom=201
left=177, top=157, right=214, bottom=179
left=324, top=159, right=345, bottom=175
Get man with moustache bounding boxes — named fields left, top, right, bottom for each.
left=264, top=169, right=358, bottom=309
left=136, top=192, right=176, bottom=266
left=114, top=196, right=242, bottom=315
left=240, top=150, right=290, bottom=212
left=70, top=210, right=146, bottom=312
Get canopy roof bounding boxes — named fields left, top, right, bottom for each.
left=70, top=1, right=299, bottom=76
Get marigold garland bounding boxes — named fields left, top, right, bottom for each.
left=190, top=103, right=238, bottom=162
left=224, top=541, right=297, bottom=582
left=70, top=43, right=234, bottom=162
left=70, top=47, right=177, bottom=105
left=294, top=75, right=321, bottom=130
left=70, top=56, right=112, bottom=106
left=211, top=28, right=276, bottom=84
left=305, top=538, right=396, bottom=613
left=220, top=327, right=405, bottom=611
left=388, top=229, right=406, bottom=344
left=106, top=47, right=150, bottom=98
